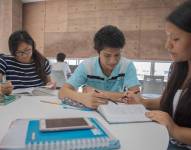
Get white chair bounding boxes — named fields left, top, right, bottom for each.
left=51, top=70, right=66, bottom=88
left=141, top=75, right=165, bottom=96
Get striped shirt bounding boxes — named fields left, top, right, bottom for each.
left=0, top=54, right=51, bottom=89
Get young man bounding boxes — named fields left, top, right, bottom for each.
left=59, top=25, right=140, bottom=109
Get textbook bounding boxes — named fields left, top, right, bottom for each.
left=97, top=102, right=151, bottom=123
left=12, top=87, right=55, bottom=96
left=0, top=118, right=120, bottom=150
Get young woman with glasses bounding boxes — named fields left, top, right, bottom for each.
left=0, top=30, right=55, bottom=89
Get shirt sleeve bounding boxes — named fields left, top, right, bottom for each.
left=66, top=63, right=87, bottom=89
left=44, top=59, right=51, bottom=75
left=0, top=55, right=7, bottom=74
left=124, top=61, right=140, bottom=89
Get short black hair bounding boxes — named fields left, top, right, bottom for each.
left=57, top=52, right=66, bottom=62
left=94, top=25, right=125, bottom=53
left=167, top=0, right=191, bottom=33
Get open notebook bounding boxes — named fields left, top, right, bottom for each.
left=12, top=87, right=55, bottom=96
left=97, top=102, right=151, bottom=123
left=0, top=118, right=120, bottom=150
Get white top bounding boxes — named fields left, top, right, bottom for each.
left=172, top=89, right=182, bottom=118
left=52, top=62, right=71, bottom=80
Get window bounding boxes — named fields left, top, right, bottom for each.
left=154, top=62, right=171, bottom=81
left=133, top=61, right=151, bottom=80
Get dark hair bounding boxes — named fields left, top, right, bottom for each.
left=94, top=25, right=125, bottom=53
left=166, top=0, right=191, bottom=33
left=8, top=30, right=48, bottom=84
left=160, top=1, right=191, bottom=127
left=56, top=53, right=66, bottom=62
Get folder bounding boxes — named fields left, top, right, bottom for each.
left=0, top=118, right=120, bottom=150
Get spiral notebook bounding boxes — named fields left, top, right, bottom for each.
left=0, top=118, right=120, bottom=150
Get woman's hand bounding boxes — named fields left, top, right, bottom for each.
left=1, top=81, right=13, bottom=95
left=46, top=80, right=56, bottom=89
left=145, top=110, right=177, bottom=136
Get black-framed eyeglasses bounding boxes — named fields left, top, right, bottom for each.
left=15, top=49, right=32, bottom=57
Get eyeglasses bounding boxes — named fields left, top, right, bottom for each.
left=15, top=49, right=32, bottom=57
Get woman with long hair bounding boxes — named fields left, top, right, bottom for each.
left=0, top=30, right=55, bottom=89
left=125, top=1, right=191, bottom=149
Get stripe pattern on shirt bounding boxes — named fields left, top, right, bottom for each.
left=0, top=54, right=51, bottom=89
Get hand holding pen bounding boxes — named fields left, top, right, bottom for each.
left=120, top=90, right=141, bottom=104
left=94, top=90, right=118, bottom=104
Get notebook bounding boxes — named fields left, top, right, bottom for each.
left=0, top=118, right=120, bottom=150
left=97, top=102, right=151, bottom=123
left=12, top=87, right=55, bottom=96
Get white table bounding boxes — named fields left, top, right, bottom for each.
left=0, top=95, right=169, bottom=150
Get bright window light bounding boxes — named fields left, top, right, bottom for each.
left=133, top=61, right=151, bottom=80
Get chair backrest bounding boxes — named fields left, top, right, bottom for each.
left=70, top=65, right=78, bottom=73
left=51, top=70, right=66, bottom=88
left=141, top=75, right=165, bottom=95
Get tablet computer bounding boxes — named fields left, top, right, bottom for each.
left=40, top=117, right=93, bottom=132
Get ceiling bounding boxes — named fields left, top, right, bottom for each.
left=21, top=0, right=45, bottom=3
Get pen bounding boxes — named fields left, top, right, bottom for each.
left=132, top=90, right=140, bottom=94
left=94, top=90, right=118, bottom=104
left=121, top=90, right=140, bottom=99
left=40, top=100, right=61, bottom=105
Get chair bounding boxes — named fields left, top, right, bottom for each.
left=51, top=70, right=66, bottom=88
left=141, top=75, right=165, bottom=95
left=70, top=65, right=78, bottom=73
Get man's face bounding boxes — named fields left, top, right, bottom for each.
left=99, top=48, right=121, bottom=74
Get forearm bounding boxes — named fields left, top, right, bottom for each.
left=142, top=97, right=160, bottom=110
left=99, top=91, right=124, bottom=101
left=59, top=84, right=86, bottom=104
left=172, top=125, right=191, bottom=145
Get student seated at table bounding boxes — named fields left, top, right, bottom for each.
left=0, top=31, right=55, bottom=89
left=0, top=81, right=13, bottom=96
left=59, top=25, right=140, bottom=109
left=125, top=1, right=191, bottom=149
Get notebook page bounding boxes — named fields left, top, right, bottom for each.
left=98, top=102, right=151, bottom=123
left=12, top=88, right=34, bottom=95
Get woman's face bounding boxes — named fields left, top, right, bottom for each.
left=165, top=22, right=191, bottom=62
left=15, top=42, right=33, bottom=63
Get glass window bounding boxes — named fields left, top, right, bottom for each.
left=133, top=61, right=151, bottom=80
left=48, top=58, right=56, bottom=64
left=79, top=59, right=84, bottom=64
left=154, top=62, right=172, bottom=81
left=68, top=59, right=77, bottom=65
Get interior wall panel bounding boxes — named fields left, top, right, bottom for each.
left=23, top=0, right=186, bottom=60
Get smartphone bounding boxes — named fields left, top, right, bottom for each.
left=40, top=118, right=93, bottom=132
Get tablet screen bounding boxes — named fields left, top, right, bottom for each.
left=45, top=118, right=88, bottom=128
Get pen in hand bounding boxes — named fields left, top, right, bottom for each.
left=94, top=90, right=118, bottom=104
left=120, top=90, right=140, bottom=103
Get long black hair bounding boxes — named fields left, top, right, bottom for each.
left=160, top=1, right=191, bottom=127
left=8, top=30, right=48, bottom=84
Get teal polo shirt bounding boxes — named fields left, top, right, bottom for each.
left=66, top=57, right=140, bottom=92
